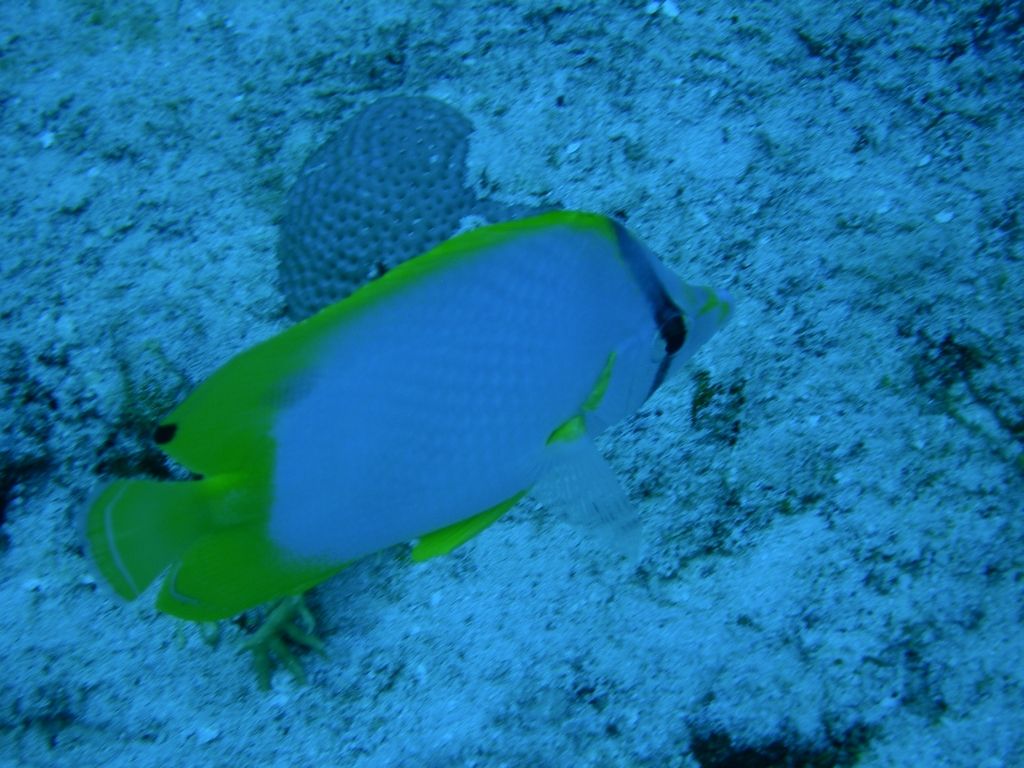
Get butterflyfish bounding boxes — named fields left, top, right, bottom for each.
left=85, top=211, right=733, bottom=621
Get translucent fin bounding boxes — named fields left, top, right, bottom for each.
left=411, top=492, right=526, bottom=562
left=158, top=527, right=346, bottom=622
left=531, top=439, right=641, bottom=560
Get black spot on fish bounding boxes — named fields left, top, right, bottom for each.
left=661, top=313, right=686, bottom=356
left=154, top=424, right=177, bottom=444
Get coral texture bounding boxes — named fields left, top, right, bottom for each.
left=278, top=96, right=519, bottom=319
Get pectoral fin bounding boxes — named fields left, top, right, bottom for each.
left=531, top=437, right=641, bottom=559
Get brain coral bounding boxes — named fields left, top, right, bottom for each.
left=277, top=96, right=528, bottom=320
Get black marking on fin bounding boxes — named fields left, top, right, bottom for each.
left=154, top=423, right=177, bottom=444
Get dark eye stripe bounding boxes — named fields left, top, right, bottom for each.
left=610, top=219, right=688, bottom=395
left=659, top=309, right=687, bottom=356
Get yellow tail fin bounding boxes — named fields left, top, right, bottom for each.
left=85, top=475, right=347, bottom=621
left=85, top=478, right=216, bottom=601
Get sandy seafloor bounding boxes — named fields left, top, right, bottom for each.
left=1, top=1, right=1022, bottom=766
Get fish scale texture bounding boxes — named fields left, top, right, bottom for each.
left=278, top=96, right=520, bottom=320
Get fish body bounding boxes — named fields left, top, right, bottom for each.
left=86, top=211, right=732, bottom=620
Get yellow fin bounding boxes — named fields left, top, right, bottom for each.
left=85, top=469, right=342, bottom=621
left=581, top=350, right=616, bottom=412
left=158, top=526, right=346, bottom=621
left=547, top=415, right=586, bottom=445
left=85, top=478, right=216, bottom=600
left=411, top=492, right=526, bottom=562
left=546, top=351, right=617, bottom=445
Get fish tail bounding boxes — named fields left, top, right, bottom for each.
left=85, top=475, right=347, bottom=621
left=84, top=477, right=222, bottom=603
